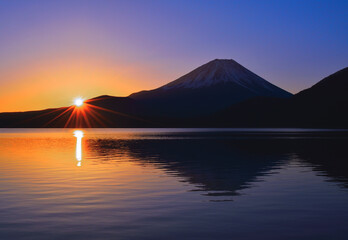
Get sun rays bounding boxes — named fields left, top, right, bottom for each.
left=16, top=97, right=148, bottom=128
left=9, top=95, right=154, bottom=128
left=60, top=100, right=111, bottom=128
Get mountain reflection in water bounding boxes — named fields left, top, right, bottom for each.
left=86, top=131, right=348, bottom=199
left=0, top=129, right=348, bottom=240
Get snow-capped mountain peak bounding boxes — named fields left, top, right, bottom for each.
left=129, top=59, right=292, bottom=115
left=161, top=59, right=277, bottom=93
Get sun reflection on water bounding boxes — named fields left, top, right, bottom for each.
left=73, top=130, right=84, bottom=166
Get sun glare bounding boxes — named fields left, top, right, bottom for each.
left=74, top=98, right=84, bottom=107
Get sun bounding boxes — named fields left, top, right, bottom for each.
left=74, top=98, right=84, bottom=107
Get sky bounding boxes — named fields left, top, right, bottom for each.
left=0, top=0, right=347, bottom=112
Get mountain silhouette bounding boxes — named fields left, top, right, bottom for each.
left=129, top=59, right=292, bottom=117
left=290, top=67, right=348, bottom=127
left=0, top=61, right=347, bottom=128
left=209, top=67, right=348, bottom=128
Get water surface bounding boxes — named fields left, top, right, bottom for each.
left=0, top=128, right=348, bottom=239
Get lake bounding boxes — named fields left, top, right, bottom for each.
left=0, top=128, right=348, bottom=239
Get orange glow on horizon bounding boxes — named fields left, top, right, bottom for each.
left=0, top=58, right=170, bottom=112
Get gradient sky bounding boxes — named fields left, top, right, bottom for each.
left=0, top=0, right=347, bottom=112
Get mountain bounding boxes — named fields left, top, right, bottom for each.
left=0, top=61, right=346, bottom=128
left=290, top=66, right=348, bottom=127
left=208, top=67, right=348, bottom=128
left=129, top=59, right=292, bottom=117
left=294, top=67, right=348, bottom=102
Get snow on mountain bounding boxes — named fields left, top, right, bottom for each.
left=162, top=59, right=276, bottom=92
left=131, top=59, right=292, bottom=100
